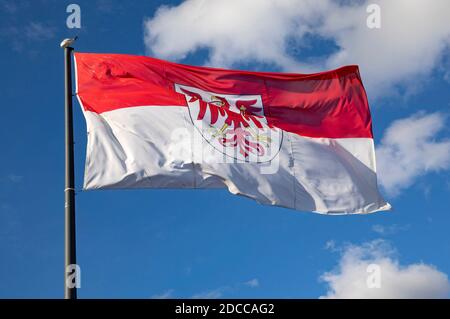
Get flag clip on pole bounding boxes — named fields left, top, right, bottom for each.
left=61, top=37, right=77, bottom=300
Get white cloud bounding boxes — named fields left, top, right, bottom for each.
left=24, top=22, right=55, bottom=41
left=320, top=240, right=450, bottom=299
left=244, top=278, right=260, bottom=288
left=376, top=112, right=450, bottom=196
left=7, top=174, right=23, bottom=183
left=144, top=0, right=324, bottom=72
left=371, top=224, right=410, bottom=236
left=1, top=21, right=55, bottom=53
left=151, top=289, right=174, bottom=299
left=0, top=0, right=29, bottom=14
left=144, top=0, right=450, bottom=96
left=192, top=288, right=224, bottom=299
left=319, top=0, right=450, bottom=95
left=192, top=278, right=260, bottom=298
left=324, top=240, right=338, bottom=252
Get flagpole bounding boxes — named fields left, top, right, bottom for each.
left=62, top=38, right=77, bottom=299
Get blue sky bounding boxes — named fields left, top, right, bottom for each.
left=1, top=0, right=450, bottom=298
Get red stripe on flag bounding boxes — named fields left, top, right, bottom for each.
left=75, top=53, right=373, bottom=139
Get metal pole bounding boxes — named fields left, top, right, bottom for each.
left=63, top=43, right=77, bottom=299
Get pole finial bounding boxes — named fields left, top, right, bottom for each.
left=60, top=36, right=78, bottom=49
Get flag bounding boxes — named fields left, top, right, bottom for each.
left=74, top=53, right=390, bottom=214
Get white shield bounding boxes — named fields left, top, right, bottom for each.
left=175, top=83, right=282, bottom=163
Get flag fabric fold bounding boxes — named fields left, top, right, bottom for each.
left=74, top=52, right=390, bottom=214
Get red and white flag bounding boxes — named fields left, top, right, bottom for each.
left=74, top=53, right=390, bottom=214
